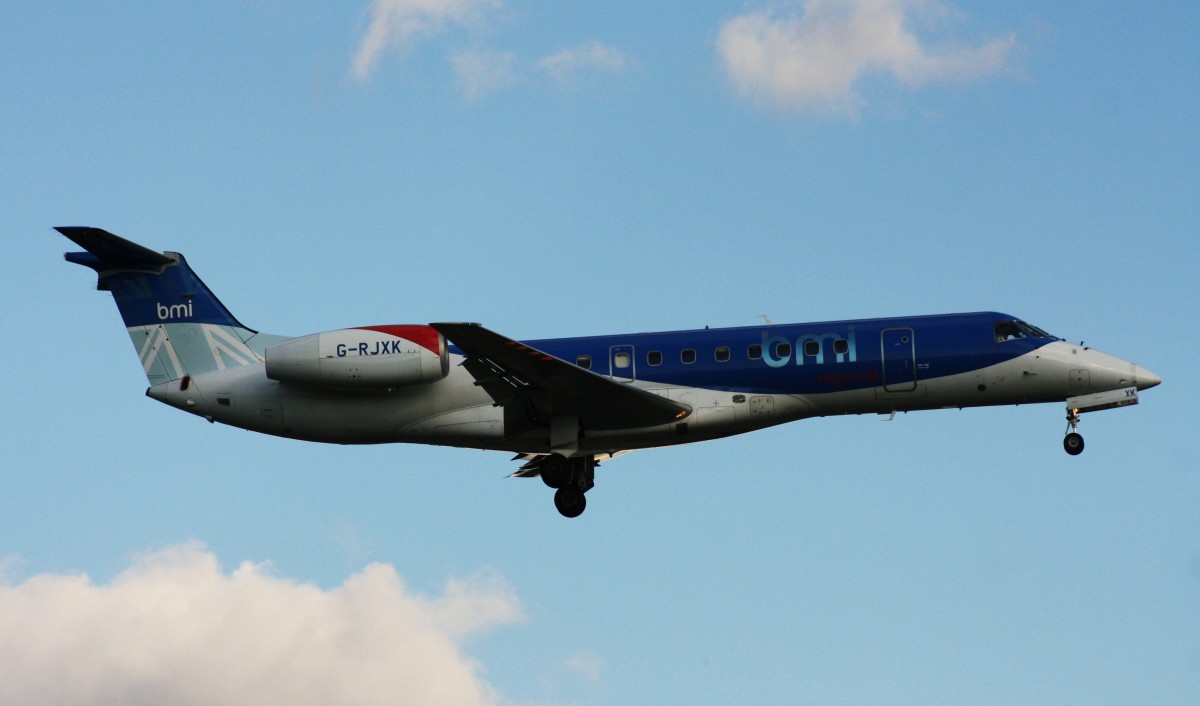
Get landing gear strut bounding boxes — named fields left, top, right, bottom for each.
left=542, top=454, right=595, bottom=517
left=1063, top=408, right=1085, bottom=456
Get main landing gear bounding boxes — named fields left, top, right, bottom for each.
left=539, top=454, right=595, bottom=518
left=1063, top=408, right=1085, bottom=456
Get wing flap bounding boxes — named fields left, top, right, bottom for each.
left=509, top=451, right=633, bottom=478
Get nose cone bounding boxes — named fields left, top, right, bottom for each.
left=1134, top=365, right=1162, bottom=391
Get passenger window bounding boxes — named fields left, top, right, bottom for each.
left=834, top=339, right=849, bottom=355
left=681, top=349, right=697, bottom=364
left=775, top=342, right=791, bottom=359
left=803, top=341, right=820, bottom=357
left=715, top=346, right=730, bottom=362
left=576, top=355, right=591, bottom=369
left=613, top=352, right=630, bottom=369
left=647, top=350, right=663, bottom=366
left=747, top=344, right=762, bottom=360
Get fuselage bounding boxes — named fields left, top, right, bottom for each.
left=147, top=311, right=1160, bottom=455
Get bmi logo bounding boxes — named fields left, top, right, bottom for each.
left=761, top=327, right=857, bottom=367
left=156, top=301, right=193, bottom=320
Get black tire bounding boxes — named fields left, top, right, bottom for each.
left=540, top=454, right=570, bottom=489
left=1064, top=432, right=1085, bottom=456
left=554, top=487, right=586, bottom=518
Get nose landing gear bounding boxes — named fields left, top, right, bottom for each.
left=1061, top=386, right=1142, bottom=456
left=1063, top=408, right=1084, bottom=455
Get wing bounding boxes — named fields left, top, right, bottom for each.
left=431, top=322, right=691, bottom=430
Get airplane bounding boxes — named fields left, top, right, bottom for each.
left=54, top=227, right=1162, bottom=518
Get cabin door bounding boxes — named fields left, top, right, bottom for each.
left=881, top=328, right=917, bottom=392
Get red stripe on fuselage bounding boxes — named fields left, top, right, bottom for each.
left=355, top=325, right=442, bottom=353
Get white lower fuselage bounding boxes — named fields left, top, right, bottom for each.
left=147, top=340, right=1154, bottom=455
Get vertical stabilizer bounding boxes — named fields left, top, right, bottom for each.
left=55, top=227, right=284, bottom=384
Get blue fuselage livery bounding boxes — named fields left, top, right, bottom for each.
left=522, top=313, right=1049, bottom=399
left=55, top=227, right=1162, bottom=518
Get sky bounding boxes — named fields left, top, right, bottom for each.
left=1, top=1, right=1198, bottom=703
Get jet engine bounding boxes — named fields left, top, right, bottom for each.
left=265, top=324, right=449, bottom=389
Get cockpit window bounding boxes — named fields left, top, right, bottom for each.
left=995, top=320, right=1055, bottom=342
left=1019, top=321, right=1054, bottom=338
left=994, top=321, right=1021, bottom=342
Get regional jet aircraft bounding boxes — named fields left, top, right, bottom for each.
left=55, top=227, right=1161, bottom=517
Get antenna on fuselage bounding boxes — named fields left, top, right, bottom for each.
left=759, top=314, right=772, bottom=325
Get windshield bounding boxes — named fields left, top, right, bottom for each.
left=995, top=319, right=1055, bottom=342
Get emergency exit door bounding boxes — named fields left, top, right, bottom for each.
left=609, top=345, right=635, bottom=381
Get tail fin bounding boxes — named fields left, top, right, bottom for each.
left=56, top=227, right=282, bottom=384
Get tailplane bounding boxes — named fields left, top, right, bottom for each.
left=56, top=227, right=284, bottom=384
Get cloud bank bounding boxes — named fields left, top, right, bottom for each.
left=0, top=543, right=521, bottom=706
left=716, top=0, right=1016, bottom=115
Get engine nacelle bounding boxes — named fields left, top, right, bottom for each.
left=265, top=325, right=448, bottom=389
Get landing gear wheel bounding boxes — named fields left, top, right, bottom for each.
left=540, top=454, right=570, bottom=489
left=554, top=487, right=586, bottom=518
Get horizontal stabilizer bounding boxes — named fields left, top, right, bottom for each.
left=55, top=226, right=173, bottom=269
left=53, top=224, right=255, bottom=336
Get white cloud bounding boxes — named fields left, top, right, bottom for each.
left=0, top=554, right=23, bottom=583
left=565, top=649, right=603, bottom=682
left=349, top=1, right=630, bottom=98
left=452, top=42, right=630, bottom=99
left=716, top=0, right=1016, bottom=116
left=324, top=521, right=375, bottom=567
left=351, top=0, right=503, bottom=80
left=0, top=543, right=522, bottom=706
left=452, top=50, right=519, bottom=99
left=537, top=42, right=630, bottom=83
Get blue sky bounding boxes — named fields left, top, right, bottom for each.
left=1, top=1, right=1197, bottom=703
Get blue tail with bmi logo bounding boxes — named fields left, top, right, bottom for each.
left=56, top=227, right=285, bottom=384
